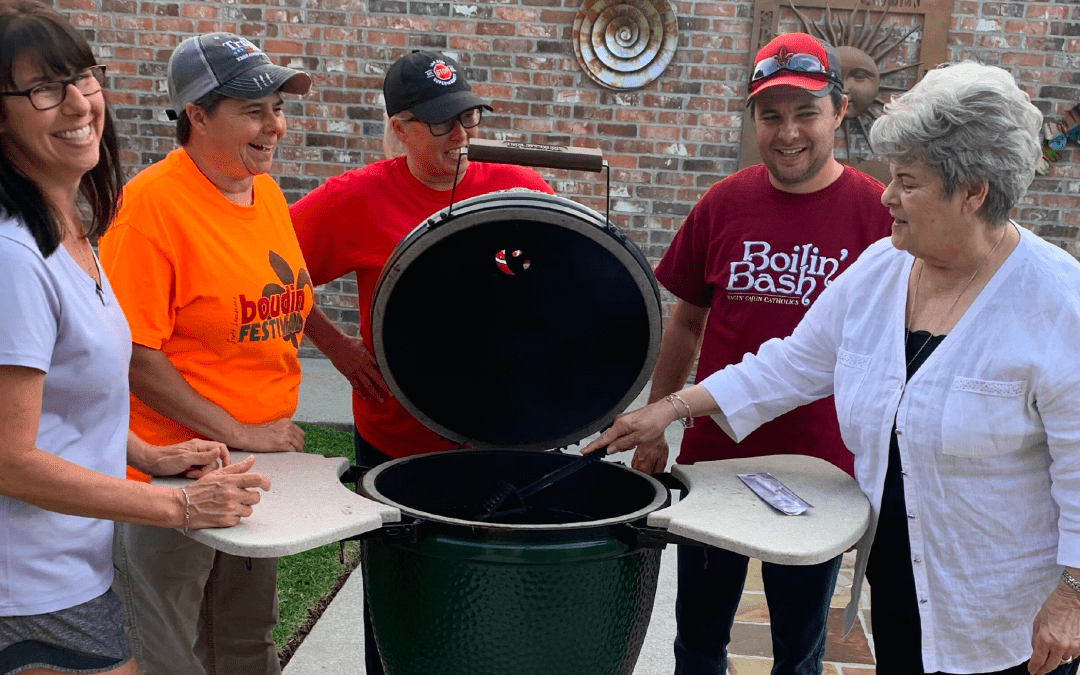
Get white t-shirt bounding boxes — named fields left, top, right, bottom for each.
left=0, top=217, right=131, bottom=616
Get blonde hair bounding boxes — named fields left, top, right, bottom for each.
left=382, top=112, right=408, bottom=160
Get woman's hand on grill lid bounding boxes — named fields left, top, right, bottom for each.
left=582, top=384, right=718, bottom=457
left=631, top=436, right=670, bottom=474
left=582, top=401, right=681, bottom=457
left=331, top=334, right=391, bottom=404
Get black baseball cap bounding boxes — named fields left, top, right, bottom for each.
left=167, top=33, right=310, bottom=118
left=383, top=50, right=491, bottom=123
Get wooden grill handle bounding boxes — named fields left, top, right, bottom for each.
left=466, top=138, right=604, bottom=173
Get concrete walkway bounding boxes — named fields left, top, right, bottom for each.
left=285, top=357, right=875, bottom=674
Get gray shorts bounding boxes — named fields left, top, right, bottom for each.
left=0, top=590, right=131, bottom=674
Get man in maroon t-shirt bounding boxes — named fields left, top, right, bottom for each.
left=633, top=33, right=893, bottom=675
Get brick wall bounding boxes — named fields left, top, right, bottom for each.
left=51, top=0, right=1080, bottom=354
left=947, top=0, right=1080, bottom=256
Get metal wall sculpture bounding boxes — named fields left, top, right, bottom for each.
left=572, top=0, right=679, bottom=90
left=738, top=0, right=954, bottom=183
left=790, top=0, right=922, bottom=160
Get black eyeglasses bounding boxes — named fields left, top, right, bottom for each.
left=402, top=108, right=483, bottom=136
left=750, top=53, right=839, bottom=85
left=0, top=65, right=106, bottom=111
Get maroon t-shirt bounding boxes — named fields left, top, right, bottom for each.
left=656, top=165, right=894, bottom=475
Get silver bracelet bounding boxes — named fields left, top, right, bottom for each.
left=180, top=486, right=191, bottom=536
left=1062, top=569, right=1080, bottom=594
left=664, top=393, right=694, bottom=429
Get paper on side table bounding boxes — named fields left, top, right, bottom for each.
left=153, top=452, right=401, bottom=558
left=646, top=454, right=870, bottom=565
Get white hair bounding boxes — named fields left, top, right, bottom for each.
left=870, top=61, right=1043, bottom=224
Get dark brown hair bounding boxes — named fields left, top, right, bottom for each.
left=175, top=89, right=229, bottom=146
left=0, top=0, right=123, bottom=256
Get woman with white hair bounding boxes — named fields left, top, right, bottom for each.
left=585, top=62, right=1080, bottom=675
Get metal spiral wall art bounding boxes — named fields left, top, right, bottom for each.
left=572, top=0, right=679, bottom=90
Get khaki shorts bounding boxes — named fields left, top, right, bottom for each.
left=112, top=523, right=280, bottom=675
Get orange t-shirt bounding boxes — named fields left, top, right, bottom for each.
left=99, top=148, right=312, bottom=481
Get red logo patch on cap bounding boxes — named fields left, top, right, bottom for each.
left=428, top=60, right=458, bottom=86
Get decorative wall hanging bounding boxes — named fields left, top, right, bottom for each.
left=738, top=0, right=954, bottom=184
left=572, top=0, right=679, bottom=90
left=1040, top=105, right=1080, bottom=175
left=1047, top=105, right=1080, bottom=151
left=791, top=0, right=922, bottom=160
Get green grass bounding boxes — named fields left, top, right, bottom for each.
left=274, top=422, right=360, bottom=661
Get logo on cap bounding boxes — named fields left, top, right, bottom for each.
left=773, top=47, right=794, bottom=68
left=427, top=60, right=457, bottom=86
left=223, top=38, right=262, bottom=63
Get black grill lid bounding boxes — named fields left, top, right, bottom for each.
left=371, top=191, right=662, bottom=450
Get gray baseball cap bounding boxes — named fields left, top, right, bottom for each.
left=167, top=33, right=311, bottom=117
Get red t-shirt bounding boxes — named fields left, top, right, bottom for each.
left=655, top=165, right=894, bottom=474
left=291, top=157, right=553, bottom=458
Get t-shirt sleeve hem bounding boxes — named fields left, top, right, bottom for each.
left=1057, top=541, right=1080, bottom=568
left=129, top=332, right=165, bottom=351
left=99, top=224, right=176, bottom=347
left=657, top=282, right=711, bottom=309
left=0, top=352, right=49, bottom=373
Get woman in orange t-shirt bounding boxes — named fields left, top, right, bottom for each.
left=98, top=33, right=312, bottom=675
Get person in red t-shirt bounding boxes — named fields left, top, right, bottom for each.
left=289, top=50, right=552, bottom=675
left=626, top=33, right=892, bottom=675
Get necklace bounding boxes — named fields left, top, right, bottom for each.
left=905, top=225, right=1008, bottom=368
left=65, top=233, right=104, bottom=303
left=73, top=238, right=99, bottom=282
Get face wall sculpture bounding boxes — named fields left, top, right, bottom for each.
left=836, top=45, right=880, bottom=120
left=782, top=0, right=923, bottom=167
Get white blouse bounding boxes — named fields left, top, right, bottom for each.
left=701, top=225, right=1080, bottom=673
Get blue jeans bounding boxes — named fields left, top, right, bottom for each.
left=674, top=545, right=842, bottom=675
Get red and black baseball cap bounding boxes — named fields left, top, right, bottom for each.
left=747, top=32, right=843, bottom=102
left=383, top=50, right=492, bottom=123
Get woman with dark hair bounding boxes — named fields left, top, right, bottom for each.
left=0, top=3, right=269, bottom=674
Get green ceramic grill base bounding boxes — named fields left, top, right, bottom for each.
left=362, top=532, right=662, bottom=675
